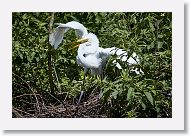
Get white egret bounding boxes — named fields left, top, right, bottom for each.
left=49, top=21, right=141, bottom=75
left=49, top=21, right=142, bottom=106
left=76, top=33, right=141, bottom=76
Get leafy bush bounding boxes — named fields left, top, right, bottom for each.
left=12, top=12, right=172, bottom=118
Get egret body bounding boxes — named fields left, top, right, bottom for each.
left=49, top=21, right=142, bottom=106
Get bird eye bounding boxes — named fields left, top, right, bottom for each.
left=86, top=43, right=91, bottom=46
left=83, top=54, right=86, bottom=57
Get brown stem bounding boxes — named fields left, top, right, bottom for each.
left=48, top=12, right=55, bottom=93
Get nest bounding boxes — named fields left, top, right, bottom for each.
left=12, top=89, right=108, bottom=118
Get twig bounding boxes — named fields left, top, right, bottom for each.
left=13, top=72, right=33, bottom=91
left=49, top=12, right=55, bottom=34
left=47, top=91, right=62, bottom=105
left=13, top=107, right=36, bottom=118
left=13, top=82, right=31, bottom=91
left=12, top=72, right=41, bottom=114
left=53, top=62, right=61, bottom=93
left=63, top=92, right=69, bottom=102
left=12, top=108, right=22, bottom=118
left=46, top=91, right=68, bottom=113
left=13, top=93, right=40, bottom=99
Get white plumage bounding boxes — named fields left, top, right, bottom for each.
left=49, top=21, right=141, bottom=75
left=49, top=21, right=88, bottom=49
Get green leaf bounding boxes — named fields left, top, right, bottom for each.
left=103, top=88, right=112, bottom=102
left=27, top=56, right=31, bottom=62
left=127, top=87, right=134, bottom=101
left=39, top=23, right=47, bottom=27
left=151, top=89, right=156, bottom=95
left=141, top=102, right=146, bottom=110
left=70, top=59, right=75, bottom=64
left=19, top=53, right=23, bottom=60
left=112, top=91, right=118, bottom=99
left=158, top=34, right=163, bottom=38
left=147, top=42, right=154, bottom=50
left=156, top=106, right=160, bottom=113
left=150, top=42, right=155, bottom=49
left=158, top=41, right=163, bottom=49
left=31, top=52, right=35, bottom=60
left=144, top=92, right=154, bottom=106
left=36, top=57, right=39, bottom=62
left=149, top=21, right=155, bottom=31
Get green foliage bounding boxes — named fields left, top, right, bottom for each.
left=12, top=12, right=172, bottom=118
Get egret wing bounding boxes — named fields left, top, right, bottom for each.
left=49, top=21, right=88, bottom=49
left=49, top=26, right=66, bottom=49
left=63, top=21, right=88, bottom=38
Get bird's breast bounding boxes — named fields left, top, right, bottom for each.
left=77, top=53, right=102, bottom=69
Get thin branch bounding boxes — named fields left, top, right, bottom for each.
left=53, top=62, right=61, bottom=93
left=12, top=72, right=41, bottom=114
left=48, top=12, right=56, bottom=93
left=13, top=107, right=36, bottom=118
left=49, top=12, right=55, bottom=34
left=13, top=94, right=40, bottom=99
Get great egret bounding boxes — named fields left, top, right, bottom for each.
left=76, top=33, right=141, bottom=76
left=49, top=21, right=142, bottom=106
left=49, top=21, right=141, bottom=75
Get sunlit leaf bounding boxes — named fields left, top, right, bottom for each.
left=144, top=92, right=154, bottom=106
left=127, top=87, right=134, bottom=101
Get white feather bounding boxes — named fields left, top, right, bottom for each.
left=49, top=21, right=88, bottom=49
left=50, top=21, right=142, bottom=75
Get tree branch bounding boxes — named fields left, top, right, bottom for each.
left=48, top=12, right=56, bottom=93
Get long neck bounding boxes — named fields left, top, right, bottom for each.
left=77, top=44, right=90, bottom=68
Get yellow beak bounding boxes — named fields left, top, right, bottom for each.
left=69, top=38, right=88, bottom=50
left=77, top=38, right=88, bottom=44
left=69, top=44, right=80, bottom=50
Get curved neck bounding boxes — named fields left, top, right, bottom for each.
left=77, top=44, right=89, bottom=68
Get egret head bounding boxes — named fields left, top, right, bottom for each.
left=84, top=33, right=99, bottom=44
left=70, top=33, right=99, bottom=50
left=77, top=33, right=99, bottom=44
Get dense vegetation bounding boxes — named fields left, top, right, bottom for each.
left=12, top=12, right=172, bottom=118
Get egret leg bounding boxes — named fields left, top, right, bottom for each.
left=98, top=66, right=103, bottom=80
left=77, top=91, right=84, bottom=106
left=98, top=67, right=104, bottom=99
